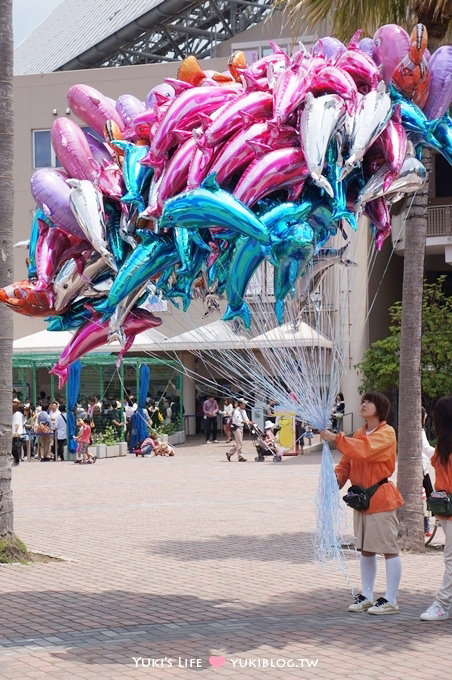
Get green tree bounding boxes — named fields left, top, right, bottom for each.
left=357, top=277, right=452, bottom=406
left=0, top=0, right=14, bottom=540
left=273, top=0, right=452, bottom=550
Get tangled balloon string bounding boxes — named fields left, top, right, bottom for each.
left=3, top=23, right=452, bottom=389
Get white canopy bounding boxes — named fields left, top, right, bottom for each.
left=13, top=319, right=331, bottom=356
left=13, top=327, right=169, bottom=354
left=249, top=321, right=332, bottom=350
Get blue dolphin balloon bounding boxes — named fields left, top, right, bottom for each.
left=158, top=173, right=271, bottom=244
left=95, top=230, right=179, bottom=318
left=111, top=140, right=153, bottom=213
left=223, top=236, right=267, bottom=329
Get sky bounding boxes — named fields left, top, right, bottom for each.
left=13, top=0, right=63, bottom=46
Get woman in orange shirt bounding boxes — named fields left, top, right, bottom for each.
left=321, top=391, right=404, bottom=615
left=420, top=396, right=452, bottom=621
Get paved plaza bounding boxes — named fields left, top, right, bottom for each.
left=0, top=435, right=450, bottom=680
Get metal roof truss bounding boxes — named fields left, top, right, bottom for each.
left=58, top=0, right=275, bottom=70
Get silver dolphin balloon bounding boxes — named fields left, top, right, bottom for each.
left=53, top=253, right=108, bottom=311
left=342, top=81, right=392, bottom=179
left=356, top=143, right=427, bottom=206
left=108, top=285, right=149, bottom=346
left=67, top=179, right=117, bottom=271
left=299, top=92, right=346, bottom=197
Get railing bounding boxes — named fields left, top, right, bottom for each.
left=427, top=204, right=452, bottom=237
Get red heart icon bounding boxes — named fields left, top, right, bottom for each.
left=209, top=655, right=226, bottom=668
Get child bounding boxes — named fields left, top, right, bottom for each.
left=133, top=436, right=155, bottom=457
left=153, top=439, right=175, bottom=456
left=74, top=417, right=96, bottom=464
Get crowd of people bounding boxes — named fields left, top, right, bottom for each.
left=9, top=389, right=182, bottom=464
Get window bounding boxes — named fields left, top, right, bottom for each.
left=434, top=154, right=452, bottom=199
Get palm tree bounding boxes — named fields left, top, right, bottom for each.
left=273, top=0, right=452, bottom=550
left=0, top=0, right=14, bottom=539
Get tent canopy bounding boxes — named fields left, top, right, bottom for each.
left=13, top=327, right=169, bottom=355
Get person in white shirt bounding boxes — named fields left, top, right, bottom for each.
left=12, top=402, right=25, bottom=466
left=226, top=399, right=250, bottom=462
left=421, top=407, right=435, bottom=536
left=53, top=404, right=68, bottom=461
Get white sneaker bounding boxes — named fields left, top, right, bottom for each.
left=206, top=440, right=211, bottom=444
left=420, top=602, right=449, bottom=621
left=213, top=440, right=219, bottom=443
left=348, top=594, right=373, bottom=612
left=367, top=597, right=399, bottom=615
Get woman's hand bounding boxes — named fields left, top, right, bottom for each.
left=319, top=429, right=337, bottom=442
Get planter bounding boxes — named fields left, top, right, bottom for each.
left=106, top=444, right=120, bottom=458
left=88, top=446, right=98, bottom=459
left=168, top=431, right=185, bottom=446
left=96, top=444, right=107, bottom=459
left=118, top=441, right=128, bottom=456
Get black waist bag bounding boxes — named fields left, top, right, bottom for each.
left=343, top=479, right=389, bottom=511
left=427, top=491, right=452, bottom=517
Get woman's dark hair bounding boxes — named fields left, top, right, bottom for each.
left=433, top=396, right=452, bottom=466
left=337, top=392, right=344, bottom=401
left=361, top=391, right=391, bottom=422
left=83, top=417, right=91, bottom=426
left=59, top=404, right=66, bottom=413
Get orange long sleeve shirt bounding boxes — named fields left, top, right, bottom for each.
left=431, top=451, right=452, bottom=521
left=334, top=421, right=404, bottom=515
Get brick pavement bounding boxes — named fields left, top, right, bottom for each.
left=0, top=435, right=450, bottom=680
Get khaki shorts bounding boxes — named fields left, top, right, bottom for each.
left=353, top=509, right=399, bottom=554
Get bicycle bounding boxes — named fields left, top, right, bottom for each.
left=425, top=517, right=444, bottom=548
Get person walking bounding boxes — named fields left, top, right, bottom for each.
left=420, top=396, right=452, bottom=621
left=203, top=394, right=219, bottom=444
left=226, top=399, right=249, bottom=462
left=320, top=391, right=404, bottom=615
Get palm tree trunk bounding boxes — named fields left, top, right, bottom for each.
left=396, top=151, right=430, bottom=552
left=0, top=0, right=14, bottom=537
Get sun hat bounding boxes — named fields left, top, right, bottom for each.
left=264, top=420, right=275, bottom=429
left=238, top=398, right=248, bottom=404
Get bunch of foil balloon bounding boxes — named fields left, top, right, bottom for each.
left=3, top=22, right=452, bottom=387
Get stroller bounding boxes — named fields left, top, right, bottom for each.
left=248, top=423, right=283, bottom=463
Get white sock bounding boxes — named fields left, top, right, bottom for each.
left=360, top=554, right=377, bottom=601
left=384, top=555, right=402, bottom=604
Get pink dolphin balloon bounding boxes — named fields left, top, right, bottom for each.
left=205, top=91, right=273, bottom=147
left=51, top=117, right=100, bottom=181
left=233, top=147, right=308, bottom=206
left=67, top=84, right=125, bottom=137
left=143, top=137, right=197, bottom=217
left=34, top=223, right=90, bottom=288
left=187, top=140, right=218, bottom=189
left=375, top=104, right=408, bottom=191
left=149, top=85, right=239, bottom=165
left=30, top=168, right=87, bottom=241
left=272, top=65, right=313, bottom=124
left=423, top=45, right=452, bottom=119
left=209, top=121, right=298, bottom=186
left=310, top=66, right=358, bottom=114
left=372, top=24, right=410, bottom=84
left=335, top=45, right=380, bottom=93
left=49, top=309, right=163, bottom=389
